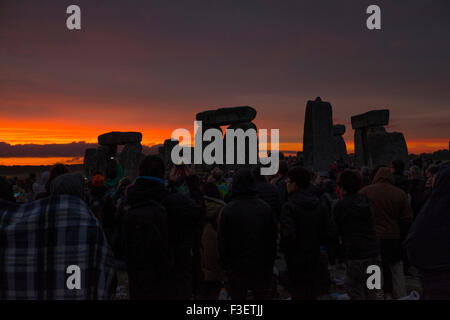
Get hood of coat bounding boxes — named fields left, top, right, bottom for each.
left=373, top=167, right=395, bottom=185
left=289, top=185, right=320, bottom=210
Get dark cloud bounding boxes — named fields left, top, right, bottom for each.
left=0, top=141, right=161, bottom=157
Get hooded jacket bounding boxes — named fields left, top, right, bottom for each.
left=360, top=167, right=413, bottom=240
left=124, top=177, right=203, bottom=299
left=50, top=173, right=85, bottom=200
left=280, top=185, right=333, bottom=269
left=201, top=196, right=225, bottom=282
left=334, top=193, right=380, bottom=260
left=404, top=166, right=450, bottom=271
left=217, top=169, right=277, bottom=276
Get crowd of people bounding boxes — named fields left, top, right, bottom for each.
left=0, top=154, right=449, bottom=300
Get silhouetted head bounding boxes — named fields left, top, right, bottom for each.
left=286, top=166, right=311, bottom=193
left=139, top=155, right=165, bottom=179
left=338, top=170, right=362, bottom=195
left=202, top=182, right=221, bottom=200
left=50, top=173, right=85, bottom=199
left=0, top=176, right=15, bottom=202
left=251, top=166, right=266, bottom=182
left=46, top=163, right=70, bottom=192
left=391, top=159, right=405, bottom=175
left=231, top=169, right=257, bottom=196
left=278, top=160, right=289, bottom=176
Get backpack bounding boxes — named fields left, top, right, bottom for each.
left=121, top=200, right=170, bottom=275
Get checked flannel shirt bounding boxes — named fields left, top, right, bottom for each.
left=0, top=195, right=117, bottom=299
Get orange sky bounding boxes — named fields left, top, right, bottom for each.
left=1, top=1, right=449, bottom=165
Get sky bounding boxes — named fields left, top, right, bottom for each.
left=0, top=0, right=449, bottom=164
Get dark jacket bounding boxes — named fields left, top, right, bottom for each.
left=334, top=193, right=380, bottom=260
left=280, top=185, right=333, bottom=271
left=409, top=177, right=426, bottom=218
left=125, top=177, right=203, bottom=299
left=217, top=195, right=277, bottom=276
left=404, top=167, right=450, bottom=299
left=394, top=174, right=410, bottom=194
left=360, top=168, right=413, bottom=240
left=255, top=180, right=282, bottom=222
left=201, top=196, right=225, bottom=282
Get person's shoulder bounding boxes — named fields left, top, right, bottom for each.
left=255, top=197, right=272, bottom=211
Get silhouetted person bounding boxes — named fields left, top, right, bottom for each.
left=123, top=155, right=202, bottom=299
left=334, top=170, right=383, bottom=300
left=405, top=167, right=450, bottom=299
left=35, top=163, right=70, bottom=200
left=200, top=182, right=225, bottom=299
left=0, top=176, right=15, bottom=202
left=360, top=167, right=413, bottom=299
left=391, top=160, right=409, bottom=194
left=252, top=166, right=282, bottom=222
left=218, top=169, right=277, bottom=300
left=280, top=166, right=333, bottom=300
left=50, top=173, right=86, bottom=200
left=408, top=165, right=427, bottom=219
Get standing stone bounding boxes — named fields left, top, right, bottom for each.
left=84, top=148, right=98, bottom=178
left=196, top=106, right=256, bottom=127
left=351, top=109, right=408, bottom=168
left=332, top=124, right=348, bottom=162
left=84, top=131, right=144, bottom=180
left=118, top=142, right=144, bottom=181
left=303, top=97, right=335, bottom=171
left=98, top=131, right=142, bottom=146
left=223, top=122, right=258, bottom=171
left=163, top=139, right=179, bottom=169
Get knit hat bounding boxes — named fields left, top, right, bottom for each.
left=92, top=174, right=105, bottom=187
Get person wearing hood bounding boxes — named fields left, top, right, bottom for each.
left=334, top=170, right=383, bottom=299
left=217, top=168, right=277, bottom=300
left=360, top=167, right=413, bottom=299
left=280, top=166, right=333, bottom=300
left=200, top=182, right=226, bottom=299
left=252, top=166, right=282, bottom=223
left=404, top=166, right=450, bottom=299
left=50, top=173, right=86, bottom=200
left=123, top=155, right=202, bottom=299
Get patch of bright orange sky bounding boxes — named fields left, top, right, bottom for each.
left=0, top=118, right=448, bottom=166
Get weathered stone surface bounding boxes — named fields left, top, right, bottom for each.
left=303, top=97, right=335, bottom=171
left=163, top=139, right=179, bottom=168
left=196, top=106, right=256, bottom=127
left=223, top=122, right=258, bottom=170
left=354, top=125, right=409, bottom=168
left=85, top=132, right=144, bottom=179
left=118, top=142, right=144, bottom=181
left=351, top=109, right=389, bottom=130
left=332, top=135, right=348, bottom=162
left=83, top=148, right=98, bottom=178
left=98, top=131, right=142, bottom=146
left=333, top=124, right=346, bottom=136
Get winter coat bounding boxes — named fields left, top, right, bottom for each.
left=360, top=168, right=413, bottom=240
left=201, top=196, right=225, bottom=282
left=217, top=195, right=277, bottom=277
left=334, top=193, right=380, bottom=260
left=280, top=185, right=333, bottom=274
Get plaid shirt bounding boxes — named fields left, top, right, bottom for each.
left=0, top=195, right=117, bottom=299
